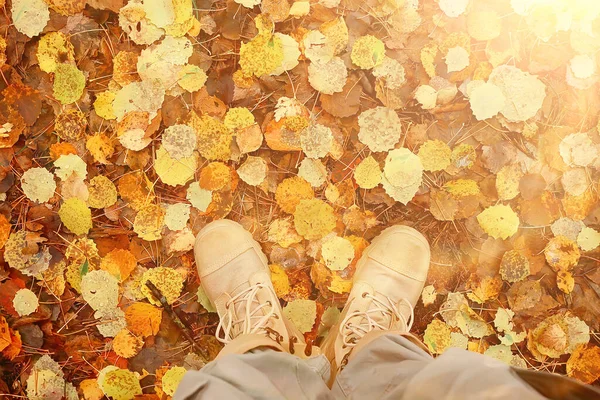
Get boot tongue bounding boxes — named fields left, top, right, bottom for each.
left=228, top=283, right=277, bottom=339
left=343, top=294, right=407, bottom=342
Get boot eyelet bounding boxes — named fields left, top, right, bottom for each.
left=274, top=314, right=279, bottom=319
left=361, top=292, right=368, bottom=298
left=266, top=301, right=272, bottom=306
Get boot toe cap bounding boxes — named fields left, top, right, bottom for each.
left=194, top=220, right=259, bottom=278
left=367, top=225, right=431, bottom=282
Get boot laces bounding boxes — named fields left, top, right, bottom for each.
left=216, top=283, right=281, bottom=344
left=340, top=293, right=414, bottom=349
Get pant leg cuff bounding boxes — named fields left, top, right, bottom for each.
left=349, top=330, right=431, bottom=363
left=217, top=334, right=286, bottom=358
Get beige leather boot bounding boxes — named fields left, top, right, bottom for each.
left=321, top=225, right=431, bottom=375
left=195, top=220, right=313, bottom=358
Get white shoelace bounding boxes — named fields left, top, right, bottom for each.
left=340, top=293, right=414, bottom=349
left=215, top=283, right=280, bottom=344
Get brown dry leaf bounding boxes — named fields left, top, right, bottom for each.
left=499, top=250, right=530, bottom=283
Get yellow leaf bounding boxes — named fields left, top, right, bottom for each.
left=37, top=31, right=74, bottom=73
left=53, top=63, right=85, bottom=105
left=100, top=249, right=137, bottom=282
left=321, top=236, right=354, bottom=271
left=13, top=288, right=38, bottom=316
left=418, top=140, right=451, bottom=172
left=293, top=199, right=336, bottom=240
left=351, top=35, right=385, bottom=69
left=424, top=319, right=451, bottom=354
left=154, top=145, right=198, bottom=187
left=21, top=167, right=56, bottom=203
left=87, top=175, right=118, bottom=209
left=499, top=250, right=530, bottom=283
left=275, top=176, right=314, bottom=214
left=269, top=263, right=291, bottom=298
left=98, top=367, right=142, bottom=400
left=353, top=156, right=382, bottom=189
left=93, top=91, right=116, bottom=120
left=86, top=133, right=114, bottom=164
left=162, top=366, right=187, bottom=396
left=282, top=299, right=317, bottom=333
left=59, top=198, right=92, bottom=235
left=577, top=226, right=600, bottom=251
left=477, top=204, right=519, bottom=240
left=140, top=266, right=184, bottom=306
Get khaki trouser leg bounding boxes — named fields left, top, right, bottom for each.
left=332, top=333, right=547, bottom=400
left=173, top=334, right=333, bottom=400
left=174, top=332, right=600, bottom=400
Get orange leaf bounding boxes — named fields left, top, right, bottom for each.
left=124, top=302, right=163, bottom=338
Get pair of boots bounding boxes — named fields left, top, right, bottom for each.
left=195, top=220, right=431, bottom=378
